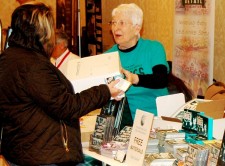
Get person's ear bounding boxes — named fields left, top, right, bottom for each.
left=134, top=25, right=141, bottom=35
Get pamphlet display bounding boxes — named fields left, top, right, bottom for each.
left=181, top=109, right=214, bottom=144
left=100, top=126, right=132, bottom=160
left=172, top=99, right=209, bottom=121
left=89, top=97, right=127, bottom=152
left=82, top=96, right=225, bottom=166
left=100, top=97, right=127, bottom=136
left=182, top=109, right=204, bottom=133
left=172, top=98, right=225, bottom=140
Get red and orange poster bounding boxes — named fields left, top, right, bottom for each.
left=173, top=0, right=215, bottom=97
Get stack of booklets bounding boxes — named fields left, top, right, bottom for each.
left=156, top=129, right=185, bottom=146
left=184, top=144, right=209, bottom=166
left=144, top=153, right=176, bottom=166
left=89, top=115, right=115, bottom=151
left=204, top=140, right=222, bottom=166
left=175, top=147, right=189, bottom=162
left=146, top=138, right=159, bottom=154
left=100, top=97, right=127, bottom=137
left=113, top=126, right=132, bottom=143
left=89, top=97, right=127, bottom=152
left=100, top=126, right=132, bottom=159
left=100, top=141, right=129, bottom=159
left=164, top=139, right=189, bottom=155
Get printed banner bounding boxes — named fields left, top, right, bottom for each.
left=173, top=0, right=215, bottom=97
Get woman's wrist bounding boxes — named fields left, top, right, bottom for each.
left=132, top=73, right=139, bottom=85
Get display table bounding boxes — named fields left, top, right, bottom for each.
left=82, top=146, right=127, bottom=166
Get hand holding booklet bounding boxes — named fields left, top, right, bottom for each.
left=106, top=76, right=131, bottom=99
left=114, top=77, right=131, bottom=92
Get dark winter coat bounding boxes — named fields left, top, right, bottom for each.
left=0, top=46, right=110, bottom=166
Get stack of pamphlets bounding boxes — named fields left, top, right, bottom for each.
left=100, top=126, right=132, bottom=159
left=175, top=147, right=189, bottom=162
left=184, top=144, right=209, bottom=166
left=156, top=129, right=185, bottom=146
left=100, top=141, right=128, bottom=159
left=144, top=153, right=176, bottom=166
left=100, top=97, right=127, bottom=137
left=89, top=97, right=127, bottom=152
left=113, top=126, right=132, bottom=143
left=164, top=139, right=189, bottom=155
left=146, top=138, right=159, bottom=154
left=204, top=140, right=222, bottom=166
left=89, top=115, right=115, bottom=151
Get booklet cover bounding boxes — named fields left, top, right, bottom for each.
left=182, top=109, right=204, bottom=133
left=66, top=51, right=128, bottom=93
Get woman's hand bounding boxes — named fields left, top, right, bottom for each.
left=107, top=79, right=124, bottom=101
left=121, top=68, right=139, bottom=85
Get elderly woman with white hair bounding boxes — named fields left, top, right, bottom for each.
left=106, top=3, right=169, bottom=121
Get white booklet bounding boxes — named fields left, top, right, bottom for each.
left=66, top=51, right=124, bottom=93
left=114, top=77, right=131, bottom=92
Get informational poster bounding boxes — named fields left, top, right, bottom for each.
left=126, top=109, right=154, bottom=166
left=173, top=0, right=215, bottom=97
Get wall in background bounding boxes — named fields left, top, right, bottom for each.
left=0, top=0, right=56, bottom=49
left=0, top=0, right=56, bottom=29
left=214, top=0, right=225, bottom=83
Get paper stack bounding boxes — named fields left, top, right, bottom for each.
left=146, top=138, right=159, bottom=154
left=100, top=141, right=128, bottom=159
left=156, top=129, right=185, bottom=146
left=184, top=144, right=209, bottom=166
left=175, top=147, right=189, bottom=162
left=164, top=139, right=189, bottom=155
left=144, top=153, right=176, bottom=166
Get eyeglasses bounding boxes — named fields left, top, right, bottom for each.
left=108, top=20, right=133, bottom=27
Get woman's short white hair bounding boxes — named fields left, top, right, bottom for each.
left=112, top=3, right=143, bottom=28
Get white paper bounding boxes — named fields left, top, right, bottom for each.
left=156, top=93, right=185, bottom=117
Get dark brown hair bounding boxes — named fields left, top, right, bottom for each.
left=9, top=2, right=55, bottom=57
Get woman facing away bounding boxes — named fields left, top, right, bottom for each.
left=0, top=2, right=123, bottom=166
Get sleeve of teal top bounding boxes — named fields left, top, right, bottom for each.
left=151, top=41, right=169, bottom=68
